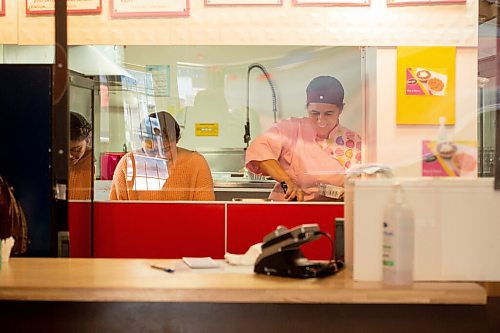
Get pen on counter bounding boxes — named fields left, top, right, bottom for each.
left=150, top=264, right=175, bottom=273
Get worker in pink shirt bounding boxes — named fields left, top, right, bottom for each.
left=245, top=76, right=361, bottom=201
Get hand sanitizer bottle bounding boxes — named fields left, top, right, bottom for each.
left=437, top=116, right=447, bottom=143
left=382, top=183, right=415, bottom=286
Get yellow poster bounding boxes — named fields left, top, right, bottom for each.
left=397, top=47, right=456, bottom=125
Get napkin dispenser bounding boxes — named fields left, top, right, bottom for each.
left=254, top=224, right=343, bottom=278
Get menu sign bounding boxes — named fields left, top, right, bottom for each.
left=111, top=0, right=189, bottom=17
left=293, top=0, right=369, bottom=5
left=26, top=0, right=102, bottom=14
left=388, top=0, right=465, bottom=6
left=422, top=140, right=477, bottom=177
left=396, top=47, right=456, bottom=125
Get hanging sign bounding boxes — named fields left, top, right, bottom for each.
left=111, top=0, right=189, bottom=18
left=0, top=0, right=5, bottom=16
left=388, top=0, right=465, bottom=6
left=293, top=0, right=369, bottom=5
left=26, top=0, right=102, bottom=15
left=396, top=47, right=456, bottom=125
left=205, top=0, right=281, bottom=5
left=145, top=65, right=170, bottom=97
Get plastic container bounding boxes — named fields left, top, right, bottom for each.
left=437, top=116, right=447, bottom=143
left=343, top=164, right=393, bottom=270
left=382, top=183, right=415, bottom=286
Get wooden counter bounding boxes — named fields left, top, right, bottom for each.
left=0, top=258, right=486, bottom=304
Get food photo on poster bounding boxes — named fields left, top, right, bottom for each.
left=406, top=67, right=447, bottom=96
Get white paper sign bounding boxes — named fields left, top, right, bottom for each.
left=26, top=0, right=102, bottom=14
left=146, top=65, right=170, bottom=97
left=111, top=0, right=189, bottom=17
left=388, top=0, right=465, bottom=5
left=205, top=0, right=281, bottom=5
left=293, top=0, right=369, bottom=4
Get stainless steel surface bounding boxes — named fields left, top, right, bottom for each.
left=198, top=148, right=246, bottom=173
left=246, top=170, right=268, bottom=181
left=214, top=180, right=276, bottom=189
left=213, top=170, right=276, bottom=189
left=214, top=187, right=272, bottom=201
left=232, top=198, right=272, bottom=202
left=213, top=171, right=275, bottom=200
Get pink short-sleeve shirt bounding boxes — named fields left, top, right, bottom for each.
left=245, top=117, right=361, bottom=201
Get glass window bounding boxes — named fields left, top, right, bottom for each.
left=84, top=45, right=364, bottom=202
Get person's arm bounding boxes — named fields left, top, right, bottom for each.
left=253, top=159, right=304, bottom=202
left=192, top=153, right=215, bottom=201
left=108, top=179, right=120, bottom=200
left=109, top=155, right=129, bottom=200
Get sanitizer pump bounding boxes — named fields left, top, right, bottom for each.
left=382, top=183, right=415, bottom=286
left=437, top=116, right=447, bottom=143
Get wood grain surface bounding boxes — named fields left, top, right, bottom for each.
left=0, top=258, right=486, bottom=304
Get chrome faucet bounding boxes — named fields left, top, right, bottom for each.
left=245, top=63, right=278, bottom=148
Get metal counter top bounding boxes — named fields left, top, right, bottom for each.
left=212, top=172, right=276, bottom=189
left=213, top=179, right=276, bottom=189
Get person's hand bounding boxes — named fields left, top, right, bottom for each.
left=252, top=160, right=304, bottom=201
left=281, top=179, right=304, bottom=202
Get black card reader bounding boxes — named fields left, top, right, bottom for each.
left=254, top=224, right=343, bottom=278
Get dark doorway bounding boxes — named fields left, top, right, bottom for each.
left=0, top=64, right=53, bottom=256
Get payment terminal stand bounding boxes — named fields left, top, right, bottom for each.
left=254, top=224, right=343, bottom=279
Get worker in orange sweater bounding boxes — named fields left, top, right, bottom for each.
left=68, top=112, right=93, bottom=200
left=109, top=111, right=215, bottom=201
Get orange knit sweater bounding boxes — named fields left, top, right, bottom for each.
left=68, top=150, right=93, bottom=200
left=109, top=148, right=215, bottom=201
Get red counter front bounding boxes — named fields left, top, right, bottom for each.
left=227, top=203, right=343, bottom=260
left=93, top=202, right=226, bottom=258
left=68, top=201, right=92, bottom=258
left=68, top=201, right=344, bottom=260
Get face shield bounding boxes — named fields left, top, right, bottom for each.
left=139, top=116, right=162, bottom=156
left=155, top=111, right=178, bottom=163
left=139, top=114, right=177, bottom=163
left=131, top=113, right=179, bottom=191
